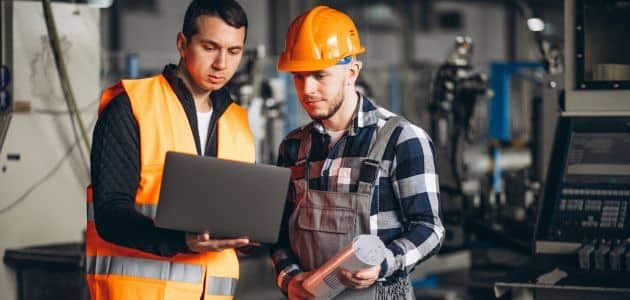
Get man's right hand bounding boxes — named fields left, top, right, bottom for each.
left=288, top=272, right=315, bottom=300
left=185, top=232, right=251, bottom=252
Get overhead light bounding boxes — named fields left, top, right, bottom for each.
left=527, top=17, right=545, bottom=32
left=86, top=0, right=113, bottom=8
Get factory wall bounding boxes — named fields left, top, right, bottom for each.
left=118, top=0, right=270, bottom=75
left=0, top=3, right=100, bottom=299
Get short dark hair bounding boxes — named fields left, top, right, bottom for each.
left=182, top=0, right=248, bottom=42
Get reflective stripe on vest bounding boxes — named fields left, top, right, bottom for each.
left=207, top=276, right=238, bottom=296
left=85, top=255, right=238, bottom=296
left=86, top=255, right=203, bottom=283
left=86, top=202, right=157, bottom=221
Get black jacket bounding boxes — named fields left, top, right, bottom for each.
left=90, top=65, right=237, bottom=256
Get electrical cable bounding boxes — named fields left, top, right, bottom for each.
left=28, top=97, right=100, bottom=174
left=0, top=114, right=98, bottom=215
left=31, top=97, right=100, bottom=115
left=41, top=0, right=92, bottom=172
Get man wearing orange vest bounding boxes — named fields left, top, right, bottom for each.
left=271, top=6, right=444, bottom=300
left=87, top=1, right=256, bottom=299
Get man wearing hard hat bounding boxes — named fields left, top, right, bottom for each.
left=271, top=5, right=445, bottom=300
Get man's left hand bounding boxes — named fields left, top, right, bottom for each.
left=337, top=265, right=380, bottom=289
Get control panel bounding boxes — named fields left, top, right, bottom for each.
left=536, top=116, right=630, bottom=273
left=547, top=131, right=630, bottom=242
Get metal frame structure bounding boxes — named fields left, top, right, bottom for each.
left=0, top=0, right=14, bottom=154
left=564, top=0, right=630, bottom=114
left=574, top=0, right=630, bottom=90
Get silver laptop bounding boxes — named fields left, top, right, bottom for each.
left=154, top=151, right=290, bottom=244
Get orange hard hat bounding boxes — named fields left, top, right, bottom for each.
left=277, top=6, right=366, bottom=72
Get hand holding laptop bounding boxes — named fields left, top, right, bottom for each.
left=185, top=231, right=252, bottom=252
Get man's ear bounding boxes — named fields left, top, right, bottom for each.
left=176, top=32, right=187, bottom=58
left=346, top=60, right=363, bottom=85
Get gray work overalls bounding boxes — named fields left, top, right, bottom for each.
left=288, top=117, right=415, bottom=300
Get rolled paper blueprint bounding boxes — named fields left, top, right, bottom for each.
left=302, top=234, right=386, bottom=299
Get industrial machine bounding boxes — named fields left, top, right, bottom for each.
left=495, top=115, right=630, bottom=299
left=429, top=36, right=491, bottom=250
left=540, top=117, right=629, bottom=246
left=430, top=36, right=489, bottom=195
left=429, top=35, right=541, bottom=254
left=494, top=0, right=630, bottom=298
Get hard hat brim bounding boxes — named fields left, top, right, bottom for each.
left=277, top=48, right=365, bottom=72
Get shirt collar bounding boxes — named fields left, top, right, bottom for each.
left=161, top=64, right=232, bottom=116
left=311, top=93, right=381, bottom=136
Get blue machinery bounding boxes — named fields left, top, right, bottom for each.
left=488, top=61, right=542, bottom=194
left=489, top=61, right=543, bottom=141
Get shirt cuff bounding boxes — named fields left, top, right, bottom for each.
left=177, top=231, right=196, bottom=254
left=277, top=265, right=303, bottom=293
left=379, top=247, right=397, bottom=279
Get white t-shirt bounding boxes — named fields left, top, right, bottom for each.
left=326, top=128, right=347, bottom=149
left=197, top=109, right=213, bottom=154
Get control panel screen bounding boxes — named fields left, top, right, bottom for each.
left=565, top=132, right=630, bottom=181
left=547, top=132, right=630, bottom=242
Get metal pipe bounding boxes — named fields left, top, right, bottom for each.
left=464, top=148, right=532, bottom=176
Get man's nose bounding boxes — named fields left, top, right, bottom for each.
left=212, top=51, right=227, bottom=70
left=302, top=76, right=317, bottom=95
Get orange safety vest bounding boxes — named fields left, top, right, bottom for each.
left=86, top=74, right=255, bottom=300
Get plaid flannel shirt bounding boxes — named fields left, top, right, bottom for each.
left=271, top=96, right=444, bottom=292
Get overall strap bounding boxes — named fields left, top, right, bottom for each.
left=296, top=131, right=313, bottom=191
left=357, top=116, right=409, bottom=231
left=357, top=116, right=405, bottom=194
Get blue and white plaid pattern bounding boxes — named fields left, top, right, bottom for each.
left=271, top=96, right=445, bottom=292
